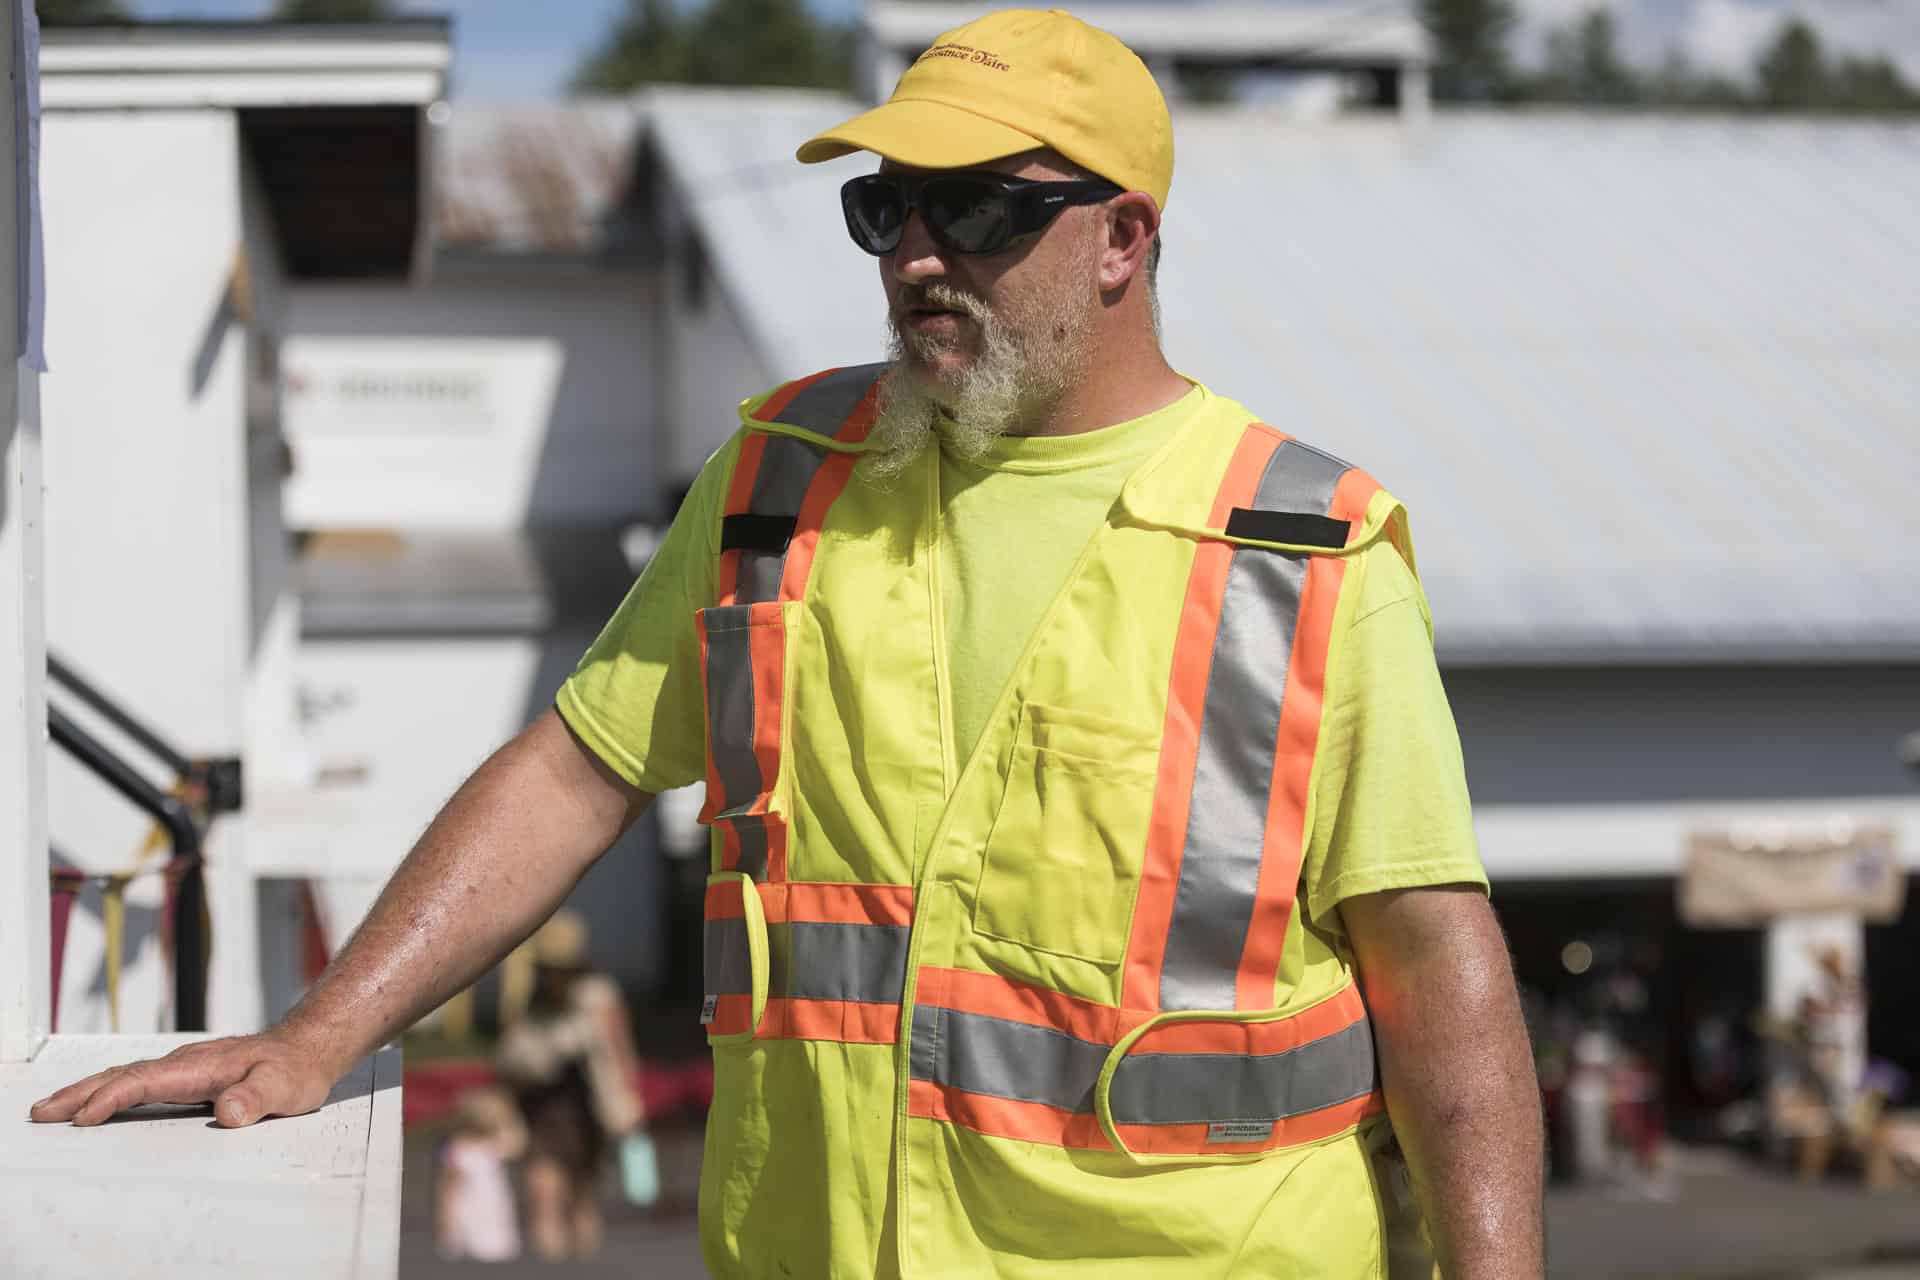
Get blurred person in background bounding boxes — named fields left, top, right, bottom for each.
left=29, top=9, right=1542, bottom=1276
left=495, top=911, right=644, bottom=1260
left=434, top=1085, right=527, bottom=1263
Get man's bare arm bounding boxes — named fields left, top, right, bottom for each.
left=30, top=708, right=651, bottom=1128
left=1342, top=885, right=1545, bottom=1280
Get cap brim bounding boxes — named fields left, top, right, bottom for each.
left=797, top=98, right=1042, bottom=170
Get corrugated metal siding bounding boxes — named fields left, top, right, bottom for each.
left=642, top=93, right=1920, bottom=664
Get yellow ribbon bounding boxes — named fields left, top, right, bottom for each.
left=102, top=874, right=131, bottom=1033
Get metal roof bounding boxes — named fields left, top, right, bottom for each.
left=653, top=94, right=1920, bottom=666
left=434, top=99, right=647, bottom=255
left=863, top=2, right=1430, bottom=68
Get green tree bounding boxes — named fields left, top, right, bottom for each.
left=572, top=0, right=690, bottom=91
left=573, top=0, right=851, bottom=93
left=1420, top=0, right=1516, bottom=101
left=1835, top=56, right=1912, bottom=113
left=35, top=0, right=128, bottom=23
left=1542, top=8, right=1637, bottom=104
left=1831, top=55, right=1920, bottom=113
left=272, top=0, right=395, bottom=20
left=1755, top=19, right=1828, bottom=109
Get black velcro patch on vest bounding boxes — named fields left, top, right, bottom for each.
left=1225, top=508, right=1351, bottom=549
left=721, top=514, right=798, bottom=554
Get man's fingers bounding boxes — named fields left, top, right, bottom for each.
left=31, top=1047, right=245, bottom=1126
left=27, top=1067, right=124, bottom=1122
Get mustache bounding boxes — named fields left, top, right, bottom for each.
left=890, top=283, right=989, bottom=325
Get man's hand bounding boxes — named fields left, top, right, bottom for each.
left=28, top=1029, right=341, bottom=1128
left=26, top=709, right=651, bottom=1129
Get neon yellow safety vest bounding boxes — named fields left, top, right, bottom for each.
left=696, top=365, right=1430, bottom=1278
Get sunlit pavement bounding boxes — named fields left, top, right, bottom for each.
left=1546, top=1147, right=1920, bottom=1279
left=397, top=1134, right=1919, bottom=1279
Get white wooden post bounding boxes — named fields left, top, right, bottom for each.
left=1, top=0, right=51, bottom=1064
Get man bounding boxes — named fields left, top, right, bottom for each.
left=34, top=10, right=1543, bottom=1276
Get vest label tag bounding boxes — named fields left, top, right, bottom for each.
left=700, top=995, right=719, bottom=1025
left=1207, top=1120, right=1276, bottom=1144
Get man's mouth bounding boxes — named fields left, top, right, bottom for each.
left=899, top=302, right=971, bottom=333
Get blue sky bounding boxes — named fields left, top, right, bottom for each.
left=127, top=0, right=861, bottom=97
left=128, top=0, right=1920, bottom=99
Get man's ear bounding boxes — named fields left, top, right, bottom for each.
left=1100, top=193, right=1160, bottom=292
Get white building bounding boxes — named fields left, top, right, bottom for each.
left=36, top=18, right=447, bottom=1038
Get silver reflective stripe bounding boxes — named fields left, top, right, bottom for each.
left=701, top=606, right=764, bottom=821
left=704, top=917, right=753, bottom=996
left=732, top=366, right=886, bottom=604
left=770, top=364, right=885, bottom=436
left=777, top=922, right=910, bottom=1003
left=705, top=920, right=908, bottom=1005
left=1158, top=440, right=1352, bottom=1011
left=729, top=813, right=770, bottom=882
left=1106, top=1018, right=1377, bottom=1127
left=733, top=435, right=817, bottom=606
left=735, top=435, right=821, bottom=604
left=909, top=1005, right=1108, bottom=1114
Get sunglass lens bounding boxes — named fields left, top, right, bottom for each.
left=844, top=178, right=904, bottom=254
left=924, top=177, right=1010, bottom=255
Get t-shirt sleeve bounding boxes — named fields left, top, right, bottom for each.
left=1300, top=539, right=1488, bottom=936
left=554, top=435, right=740, bottom=794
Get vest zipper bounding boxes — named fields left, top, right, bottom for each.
left=923, top=445, right=959, bottom=795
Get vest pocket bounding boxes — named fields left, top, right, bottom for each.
left=1091, top=984, right=1381, bottom=1163
left=695, top=601, right=794, bottom=879
left=972, top=702, right=1159, bottom=967
left=702, top=872, right=768, bottom=1042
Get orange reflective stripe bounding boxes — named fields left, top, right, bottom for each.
left=1123, top=982, right=1368, bottom=1058
left=1112, top=1092, right=1386, bottom=1157
left=711, top=994, right=904, bottom=1045
left=908, top=1079, right=1111, bottom=1150
left=717, top=431, right=771, bottom=607
left=1234, top=465, right=1380, bottom=1007
left=916, top=965, right=1132, bottom=1045
left=706, top=993, right=756, bottom=1037
left=761, top=997, right=900, bottom=1044
left=707, top=881, right=914, bottom=926
left=745, top=607, right=790, bottom=880
left=768, top=881, right=914, bottom=927
left=704, top=880, right=747, bottom=918
left=776, top=384, right=877, bottom=604
left=1123, top=424, right=1287, bottom=1013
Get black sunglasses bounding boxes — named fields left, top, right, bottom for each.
left=840, top=172, right=1123, bottom=257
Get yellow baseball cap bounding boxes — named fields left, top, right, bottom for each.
left=797, top=8, right=1174, bottom=211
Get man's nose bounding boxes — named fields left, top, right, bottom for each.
left=889, top=212, right=947, bottom=286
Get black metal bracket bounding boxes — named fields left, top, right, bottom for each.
left=47, top=704, right=208, bottom=1033
left=193, top=756, right=245, bottom=815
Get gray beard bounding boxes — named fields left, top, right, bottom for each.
left=862, top=277, right=1092, bottom=484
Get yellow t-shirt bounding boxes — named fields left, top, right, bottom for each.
left=555, top=390, right=1485, bottom=926
left=940, top=387, right=1199, bottom=768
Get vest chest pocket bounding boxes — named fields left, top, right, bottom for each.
left=695, top=601, right=795, bottom=879
left=972, top=703, right=1160, bottom=966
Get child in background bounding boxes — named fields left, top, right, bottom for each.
left=435, top=1086, right=528, bottom=1262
